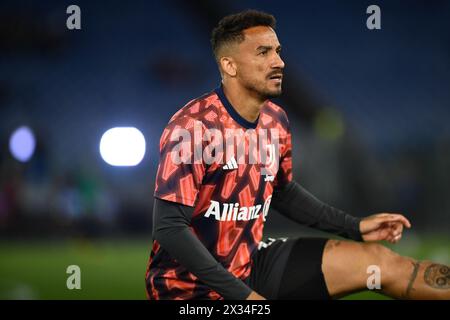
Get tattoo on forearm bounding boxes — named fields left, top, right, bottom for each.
left=424, top=264, right=449, bottom=290
left=404, top=261, right=420, bottom=299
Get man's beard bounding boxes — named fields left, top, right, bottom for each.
left=263, top=87, right=282, bottom=99
left=243, top=80, right=283, bottom=100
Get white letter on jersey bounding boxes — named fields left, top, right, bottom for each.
left=262, top=196, right=272, bottom=221
left=204, top=200, right=221, bottom=220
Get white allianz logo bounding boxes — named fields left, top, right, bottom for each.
left=204, top=196, right=272, bottom=222
left=222, top=157, right=238, bottom=170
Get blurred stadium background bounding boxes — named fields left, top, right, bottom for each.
left=0, top=0, right=449, bottom=300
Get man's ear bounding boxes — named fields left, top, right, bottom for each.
left=220, top=56, right=237, bottom=77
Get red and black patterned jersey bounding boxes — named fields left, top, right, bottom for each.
left=146, top=85, right=292, bottom=300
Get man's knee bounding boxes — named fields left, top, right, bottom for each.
left=362, top=242, right=411, bottom=286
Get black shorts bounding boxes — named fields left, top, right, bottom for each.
left=246, top=237, right=331, bottom=300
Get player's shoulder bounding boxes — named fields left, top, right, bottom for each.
left=264, top=100, right=290, bottom=129
left=158, top=90, right=221, bottom=148
left=167, top=90, right=221, bottom=128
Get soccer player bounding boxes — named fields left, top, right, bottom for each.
left=145, top=10, right=449, bottom=300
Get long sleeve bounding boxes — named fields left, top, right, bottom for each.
left=152, top=197, right=253, bottom=300
left=271, top=180, right=363, bottom=241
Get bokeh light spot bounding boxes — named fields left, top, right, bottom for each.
left=99, top=127, right=146, bottom=166
left=9, top=126, right=36, bottom=162
left=314, top=108, right=345, bottom=141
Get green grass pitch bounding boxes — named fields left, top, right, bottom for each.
left=0, top=235, right=448, bottom=300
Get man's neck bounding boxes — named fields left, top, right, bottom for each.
left=222, top=81, right=266, bottom=123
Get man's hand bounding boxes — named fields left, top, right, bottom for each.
left=246, top=291, right=266, bottom=300
left=360, top=213, right=411, bottom=243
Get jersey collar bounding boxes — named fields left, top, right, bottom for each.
left=214, top=84, right=260, bottom=129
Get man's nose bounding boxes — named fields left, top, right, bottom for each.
left=272, top=54, right=285, bottom=69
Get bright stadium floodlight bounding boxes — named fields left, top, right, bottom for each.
left=9, top=126, right=36, bottom=162
left=99, top=127, right=146, bottom=166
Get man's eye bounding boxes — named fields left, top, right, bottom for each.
left=259, top=51, right=268, bottom=56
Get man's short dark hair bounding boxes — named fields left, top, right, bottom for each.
left=211, top=10, right=276, bottom=60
